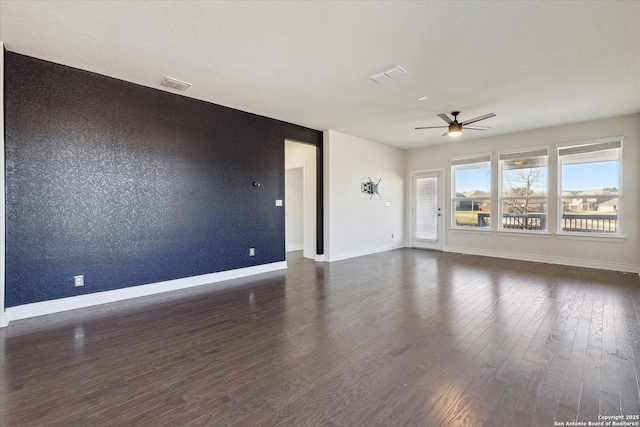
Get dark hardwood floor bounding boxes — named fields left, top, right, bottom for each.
left=1, top=249, right=639, bottom=426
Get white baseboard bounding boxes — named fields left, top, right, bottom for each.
left=286, top=244, right=304, bottom=252
left=3, top=261, right=287, bottom=326
left=327, top=245, right=397, bottom=262
left=314, top=254, right=326, bottom=262
left=445, top=245, right=639, bottom=274
left=0, top=313, right=8, bottom=328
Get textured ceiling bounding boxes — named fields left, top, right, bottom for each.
left=1, top=1, right=639, bottom=149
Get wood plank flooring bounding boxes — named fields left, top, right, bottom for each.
left=1, top=249, right=639, bottom=426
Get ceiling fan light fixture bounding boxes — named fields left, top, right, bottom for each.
left=448, top=123, right=462, bottom=137
left=415, top=111, right=495, bottom=138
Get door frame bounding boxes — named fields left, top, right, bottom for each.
left=284, top=139, right=318, bottom=260
left=410, top=169, right=445, bottom=251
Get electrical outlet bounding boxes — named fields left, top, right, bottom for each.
left=391, top=233, right=394, bottom=238
left=249, top=247, right=255, bottom=257
left=74, top=275, right=84, bottom=287
left=510, top=238, right=516, bottom=245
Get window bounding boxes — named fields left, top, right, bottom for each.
left=558, top=139, right=622, bottom=235
left=499, top=148, right=548, bottom=232
left=451, top=154, right=491, bottom=228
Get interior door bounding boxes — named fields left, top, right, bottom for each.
left=412, top=171, right=443, bottom=250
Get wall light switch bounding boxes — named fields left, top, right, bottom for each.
left=275, top=199, right=283, bottom=206
left=74, top=275, right=84, bottom=287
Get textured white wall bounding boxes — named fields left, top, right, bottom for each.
left=284, top=140, right=316, bottom=259
left=405, top=113, right=640, bottom=272
left=324, top=130, right=405, bottom=261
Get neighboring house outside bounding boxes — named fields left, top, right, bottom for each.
left=456, top=191, right=490, bottom=211
left=597, top=198, right=618, bottom=213
left=562, top=189, right=617, bottom=212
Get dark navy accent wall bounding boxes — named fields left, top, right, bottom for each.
left=4, top=52, right=322, bottom=307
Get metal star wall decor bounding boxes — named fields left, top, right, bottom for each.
left=361, top=177, right=382, bottom=200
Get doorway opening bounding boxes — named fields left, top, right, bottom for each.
left=285, top=140, right=317, bottom=260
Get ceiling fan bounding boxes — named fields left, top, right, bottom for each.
left=416, top=111, right=496, bottom=137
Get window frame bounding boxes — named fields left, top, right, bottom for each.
left=450, top=153, right=492, bottom=231
left=557, top=137, right=623, bottom=237
left=497, top=146, right=549, bottom=234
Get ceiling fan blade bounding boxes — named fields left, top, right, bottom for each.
left=463, top=125, right=490, bottom=130
left=442, top=132, right=449, bottom=136
left=437, top=113, right=453, bottom=124
left=462, top=127, right=488, bottom=131
left=460, top=113, right=496, bottom=126
left=415, top=125, right=448, bottom=130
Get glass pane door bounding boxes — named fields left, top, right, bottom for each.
left=416, top=176, right=438, bottom=240
left=413, top=171, right=442, bottom=250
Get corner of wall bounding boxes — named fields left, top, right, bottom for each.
left=1, top=42, right=6, bottom=327
left=322, top=131, right=332, bottom=261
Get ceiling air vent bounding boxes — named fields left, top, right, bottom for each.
left=161, top=77, right=191, bottom=91
left=368, top=66, right=409, bottom=84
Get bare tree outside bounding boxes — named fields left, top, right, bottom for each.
left=502, top=160, right=547, bottom=230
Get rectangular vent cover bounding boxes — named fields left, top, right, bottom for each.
left=161, top=77, right=191, bottom=91
left=368, top=66, right=409, bottom=84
